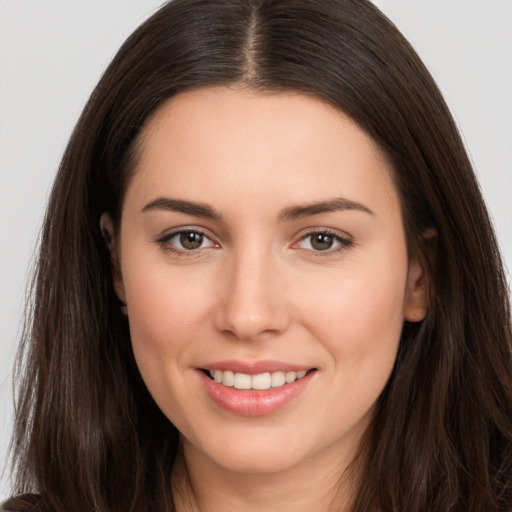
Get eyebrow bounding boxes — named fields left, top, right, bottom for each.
left=141, top=196, right=374, bottom=221
left=279, top=198, right=374, bottom=221
left=142, top=197, right=222, bottom=220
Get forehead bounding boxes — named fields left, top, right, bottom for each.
left=125, top=86, right=398, bottom=218
left=139, top=87, right=388, bottom=162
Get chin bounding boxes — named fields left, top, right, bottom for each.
left=186, top=426, right=310, bottom=475
left=213, top=448, right=304, bottom=475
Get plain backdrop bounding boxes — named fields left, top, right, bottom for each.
left=1, top=0, right=511, bottom=501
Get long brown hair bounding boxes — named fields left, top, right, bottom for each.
left=6, top=0, right=512, bottom=511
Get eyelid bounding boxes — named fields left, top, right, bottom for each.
left=291, top=227, right=354, bottom=253
left=156, top=226, right=219, bottom=254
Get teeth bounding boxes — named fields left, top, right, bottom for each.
left=271, top=371, right=285, bottom=388
left=223, top=370, right=234, bottom=387
left=207, top=369, right=309, bottom=390
left=234, top=373, right=252, bottom=390
left=251, top=372, right=272, bottom=390
left=285, top=371, right=296, bottom=383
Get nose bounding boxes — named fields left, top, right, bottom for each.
left=213, top=246, right=291, bottom=341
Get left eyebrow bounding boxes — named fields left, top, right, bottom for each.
left=142, top=197, right=222, bottom=220
left=279, top=197, right=374, bottom=221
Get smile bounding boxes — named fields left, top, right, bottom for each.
left=200, top=367, right=316, bottom=416
left=207, top=369, right=309, bottom=390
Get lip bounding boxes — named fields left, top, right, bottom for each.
left=203, top=359, right=312, bottom=375
left=198, top=361, right=316, bottom=417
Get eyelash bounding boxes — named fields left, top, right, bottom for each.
left=156, top=228, right=218, bottom=257
left=156, top=228, right=354, bottom=256
left=293, top=229, right=354, bottom=256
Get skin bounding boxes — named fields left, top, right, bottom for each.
left=102, top=87, right=428, bottom=511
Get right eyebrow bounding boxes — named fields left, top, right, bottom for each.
left=279, top=197, right=374, bottom=221
left=141, top=197, right=222, bottom=220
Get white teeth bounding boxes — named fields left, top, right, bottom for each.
left=271, top=371, right=285, bottom=388
left=223, top=370, right=235, bottom=387
left=285, top=371, right=297, bottom=383
left=234, top=373, right=252, bottom=390
left=207, top=369, right=309, bottom=390
left=251, top=372, right=272, bottom=390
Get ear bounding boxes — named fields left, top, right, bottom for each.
left=403, top=256, right=429, bottom=322
left=100, top=213, right=127, bottom=305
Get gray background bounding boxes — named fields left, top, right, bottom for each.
left=1, top=0, right=511, bottom=500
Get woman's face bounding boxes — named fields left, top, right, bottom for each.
left=109, top=87, right=427, bottom=474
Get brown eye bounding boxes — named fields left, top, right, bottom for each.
left=310, top=233, right=334, bottom=251
left=179, top=231, right=204, bottom=250
left=295, top=231, right=353, bottom=253
left=157, top=229, right=217, bottom=254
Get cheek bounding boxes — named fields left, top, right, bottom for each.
left=121, top=258, right=214, bottom=386
left=297, top=248, right=408, bottom=366
left=297, top=254, right=408, bottom=431
left=121, top=260, right=218, bottom=427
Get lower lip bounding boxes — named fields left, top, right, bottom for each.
left=199, top=370, right=315, bottom=416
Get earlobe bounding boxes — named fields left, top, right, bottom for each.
left=403, top=257, right=429, bottom=322
left=100, top=213, right=127, bottom=305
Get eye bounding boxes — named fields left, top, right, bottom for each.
left=157, top=229, right=217, bottom=253
left=177, top=231, right=207, bottom=250
left=295, top=231, right=353, bottom=252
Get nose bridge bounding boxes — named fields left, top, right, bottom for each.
left=214, top=240, right=289, bottom=340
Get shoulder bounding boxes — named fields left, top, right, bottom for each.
left=1, top=495, right=52, bottom=512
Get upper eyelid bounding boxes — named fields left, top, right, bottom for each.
left=296, top=232, right=351, bottom=244
left=291, top=228, right=354, bottom=252
left=300, top=228, right=350, bottom=237
left=294, top=226, right=353, bottom=242
left=156, top=227, right=218, bottom=248
left=157, top=226, right=214, bottom=240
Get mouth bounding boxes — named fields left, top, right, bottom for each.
left=199, top=364, right=317, bottom=416
left=201, top=368, right=315, bottom=391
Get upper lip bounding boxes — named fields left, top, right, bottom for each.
left=201, top=360, right=315, bottom=375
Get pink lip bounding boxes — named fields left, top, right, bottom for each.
left=203, top=359, right=312, bottom=375
left=198, top=364, right=316, bottom=417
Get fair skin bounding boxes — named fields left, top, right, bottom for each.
left=102, top=87, right=427, bottom=512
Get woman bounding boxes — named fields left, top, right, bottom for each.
left=4, top=0, right=512, bottom=510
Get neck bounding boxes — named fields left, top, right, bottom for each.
left=171, top=436, right=362, bottom=512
